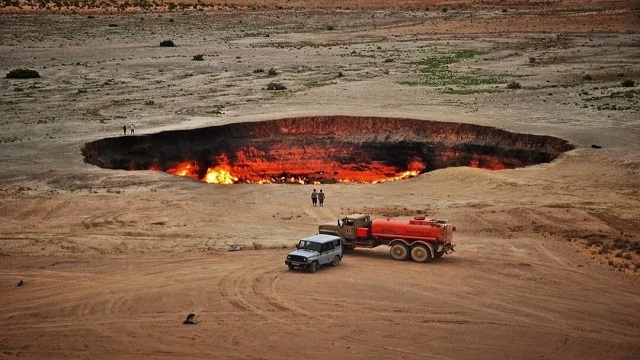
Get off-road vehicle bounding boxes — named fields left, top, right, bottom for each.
left=285, top=234, right=343, bottom=273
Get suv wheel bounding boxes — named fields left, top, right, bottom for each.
left=309, top=261, right=319, bottom=273
left=288, top=264, right=295, bottom=270
left=331, top=255, right=340, bottom=267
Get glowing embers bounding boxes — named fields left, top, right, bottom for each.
left=344, top=170, right=421, bottom=184
left=154, top=145, right=428, bottom=185
left=334, top=159, right=425, bottom=184
left=159, top=157, right=424, bottom=185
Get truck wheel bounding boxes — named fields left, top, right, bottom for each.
left=434, top=250, right=444, bottom=259
left=288, top=264, right=295, bottom=270
left=390, top=243, right=410, bottom=261
left=331, top=255, right=340, bottom=267
left=309, top=261, right=319, bottom=273
left=411, top=244, right=432, bottom=263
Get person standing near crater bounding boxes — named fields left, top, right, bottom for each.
left=318, top=189, right=325, bottom=207
left=123, top=124, right=127, bottom=135
left=130, top=123, right=135, bottom=135
left=311, top=189, right=318, bottom=207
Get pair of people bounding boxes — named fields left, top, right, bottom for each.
left=122, top=123, right=136, bottom=135
left=311, top=189, right=325, bottom=207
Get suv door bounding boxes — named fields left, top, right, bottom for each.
left=319, top=242, right=334, bottom=265
left=332, top=239, right=342, bottom=257
left=329, top=241, right=341, bottom=264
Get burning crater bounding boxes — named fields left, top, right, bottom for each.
left=82, top=116, right=573, bottom=184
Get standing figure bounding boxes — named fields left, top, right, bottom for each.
left=123, top=124, right=127, bottom=135
left=318, top=189, right=325, bottom=207
left=311, top=189, right=318, bottom=207
left=130, top=123, right=135, bottom=135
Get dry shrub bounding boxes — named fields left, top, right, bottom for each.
left=266, top=82, right=286, bottom=90
left=506, top=81, right=521, bottom=89
left=6, top=68, right=40, bottom=79
left=159, top=40, right=175, bottom=47
left=620, top=79, right=635, bottom=87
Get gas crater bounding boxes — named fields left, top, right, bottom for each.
left=82, top=116, right=574, bottom=184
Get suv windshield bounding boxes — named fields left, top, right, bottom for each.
left=297, top=240, right=322, bottom=252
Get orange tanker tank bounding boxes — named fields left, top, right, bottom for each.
left=370, top=217, right=446, bottom=241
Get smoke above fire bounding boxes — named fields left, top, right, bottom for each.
left=82, top=116, right=574, bottom=185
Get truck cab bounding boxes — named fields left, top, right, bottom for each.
left=318, top=214, right=371, bottom=249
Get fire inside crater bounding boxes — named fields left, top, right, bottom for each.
left=82, top=116, right=574, bottom=184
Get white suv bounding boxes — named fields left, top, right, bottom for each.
left=285, top=234, right=343, bottom=273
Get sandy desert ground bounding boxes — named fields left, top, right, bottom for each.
left=0, top=1, right=639, bottom=359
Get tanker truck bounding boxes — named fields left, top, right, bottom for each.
left=318, top=214, right=455, bottom=262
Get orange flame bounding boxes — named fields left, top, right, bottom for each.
left=166, top=162, right=200, bottom=180
left=288, top=176, right=307, bottom=185
left=155, top=156, right=426, bottom=184
left=247, top=176, right=309, bottom=184
left=203, top=165, right=239, bottom=184
left=470, top=157, right=508, bottom=170
left=373, top=170, right=420, bottom=183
